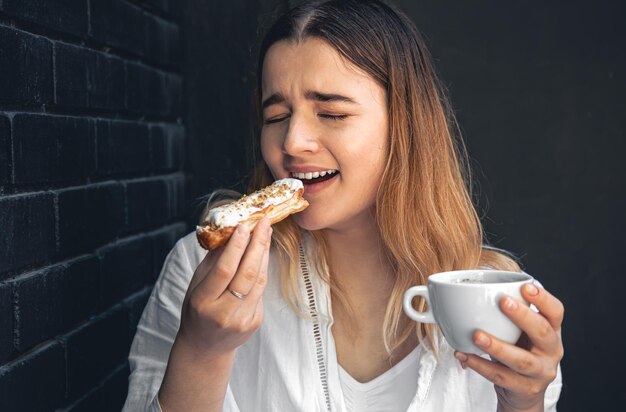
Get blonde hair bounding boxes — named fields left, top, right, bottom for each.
left=206, top=0, right=520, bottom=356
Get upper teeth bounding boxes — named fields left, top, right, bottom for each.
left=291, top=169, right=338, bottom=180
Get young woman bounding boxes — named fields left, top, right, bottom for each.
left=123, top=1, right=563, bottom=411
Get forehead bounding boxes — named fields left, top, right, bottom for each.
left=261, top=38, right=376, bottom=99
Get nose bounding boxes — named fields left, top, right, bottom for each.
left=282, top=113, right=320, bottom=156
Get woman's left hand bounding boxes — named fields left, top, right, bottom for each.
left=454, top=283, right=564, bottom=412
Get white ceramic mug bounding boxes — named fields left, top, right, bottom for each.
left=403, top=270, right=533, bottom=354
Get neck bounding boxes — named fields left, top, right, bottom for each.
left=322, top=214, right=393, bottom=295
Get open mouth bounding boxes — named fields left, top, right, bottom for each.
left=291, top=169, right=339, bottom=185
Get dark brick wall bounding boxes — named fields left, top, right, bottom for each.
left=0, top=1, right=187, bottom=411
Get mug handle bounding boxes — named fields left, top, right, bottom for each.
left=403, top=286, right=436, bottom=323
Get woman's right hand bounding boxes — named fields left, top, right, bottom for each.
left=177, top=217, right=273, bottom=355
left=158, top=219, right=272, bottom=411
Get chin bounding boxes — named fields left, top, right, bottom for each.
left=292, top=209, right=330, bottom=232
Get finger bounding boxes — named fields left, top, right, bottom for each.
left=187, top=248, right=226, bottom=295
left=472, top=330, right=543, bottom=377
left=241, top=234, right=271, bottom=315
left=500, top=295, right=560, bottom=353
left=455, top=352, right=530, bottom=392
left=196, top=224, right=251, bottom=300
left=223, top=218, right=272, bottom=300
left=521, top=284, right=564, bottom=330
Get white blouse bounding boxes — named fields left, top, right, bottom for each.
left=338, top=345, right=420, bottom=411
left=123, top=232, right=562, bottom=412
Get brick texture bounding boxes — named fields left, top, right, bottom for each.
left=63, top=306, right=129, bottom=400
left=98, top=235, right=153, bottom=309
left=0, top=283, right=14, bottom=362
left=125, top=178, right=172, bottom=232
left=124, top=287, right=152, bottom=345
left=12, top=256, right=100, bottom=352
left=0, top=26, right=53, bottom=103
left=0, top=193, right=56, bottom=275
left=0, top=0, right=88, bottom=37
left=57, top=183, right=125, bottom=256
left=150, top=223, right=188, bottom=276
left=12, top=114, right=96, bottom=186
left=151, top=123, right=185, bottom=171
left=90, top=0, right=180, bottom=64
left=0, top=341, right=66, bottom=412
left=126, top=61, right=182, bottom=116
left=54, top=43, right=126, bottom=111
left=59, top=364, right=129, bottom=412
left=95, top=120, right=151, bottom=176
left=0, top=115, right=9, bottom=190
left=129, top=0, right=178, bottom=19
left=0, top=0, right=187, bottom=409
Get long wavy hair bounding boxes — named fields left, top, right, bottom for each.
left=207, top=0, right=520, bottom=356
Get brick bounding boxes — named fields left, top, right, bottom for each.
left=90, top=0, right=180, bottom=64
left=168, top=173, right=185, bottom=221
left=89, top=0, right=145, bottom=56
left=95, top=120, right=151, bottom=176
left=0, top=283, right=14, bottom=362
left=0, top=193, right=56, bottom=275
left=0, top=0, right=88, bottom=37
left=57, top=183, right=124, bottom=256
left=63, top=306, right=129, bottom=400
left=130, top=0, right=170, bottom=15
left=0, top=115, right=9, bottom=189
left=125, top=178, right=171, bottom=232
left=0, top=26, right=53, bottom=103
left=0, top=341, right=65, bottom=412
left=144, top=14, right=181, bottom=64
left=131, top=0, right=180, bottom=21
left=53, top=42, right=89, bottom=107
left=126, top=62, right=182, bottom=117
left=62, top=364, right=129, bottom=412
left=99, top=235, right=153, bottom=308
left=151, top=123, right=184, bottom=171
left=12, top=114, right=96, bottom=185
left=124, top=287, right=151, bottom=345
left=150, top=223, right=187, bottom=278
left=12, top=256, right=99, bottom=352
left=54, top=43, right=126, bottom=111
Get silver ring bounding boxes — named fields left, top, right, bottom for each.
left=228, top=288, right=246, bottom=300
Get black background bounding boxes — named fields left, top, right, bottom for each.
left=184, top=1, right=626, bottom=410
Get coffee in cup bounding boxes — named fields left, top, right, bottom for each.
left=402, top=270, right=533, bottom=354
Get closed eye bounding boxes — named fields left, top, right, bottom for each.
left=264, top=116, right=290, bottom=125
left=319, top=114, right=349, bottom=121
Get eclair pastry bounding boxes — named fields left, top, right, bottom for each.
left=196, top=178, right=309, bottom=250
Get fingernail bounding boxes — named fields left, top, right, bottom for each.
left=475, top=333, right=491, bottom=348
left=461, top=362, right=468, bottom=370
left=455, top=352, right=468, bottom=362
left=503, top=296, right=518, bottom=311
left=236, top=225, right=249, bottom=236
left=257, top=218, right=269, bottom=231
left=525, top=284, right=539, bottom=296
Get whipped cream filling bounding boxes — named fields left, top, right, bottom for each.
left=203, top=178, right=303, bottom=228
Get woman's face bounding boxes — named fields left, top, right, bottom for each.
left=261, top=38, right=388, bottom=232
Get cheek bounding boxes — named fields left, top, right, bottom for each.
left=260, top=133, right=282, bottom=177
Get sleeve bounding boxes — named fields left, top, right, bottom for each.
left=543, top=363, right=563, bottom=411
left=121, top=237, right=196, bottom=412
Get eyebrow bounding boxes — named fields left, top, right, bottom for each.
left=261, top=91, right=358, bottom=110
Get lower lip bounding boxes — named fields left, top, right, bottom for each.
left=300, top=173, right=339, bottom=195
